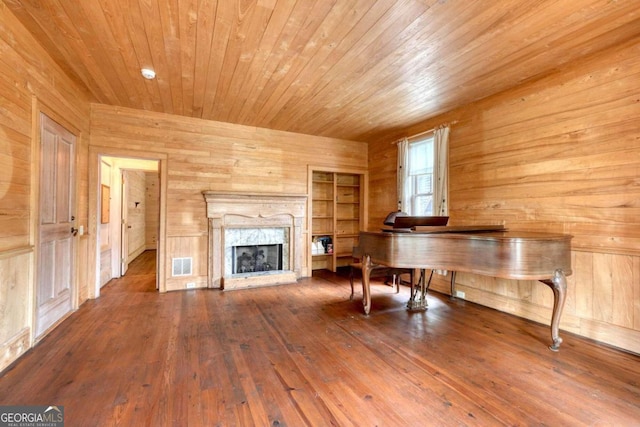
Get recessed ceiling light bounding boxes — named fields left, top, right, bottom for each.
left=141, top=68, right=156, bottom=79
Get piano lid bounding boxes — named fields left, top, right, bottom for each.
left=411, top=225, right=507, bottom=234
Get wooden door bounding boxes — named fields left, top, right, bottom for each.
left=36, top=114, right=76, bottom=338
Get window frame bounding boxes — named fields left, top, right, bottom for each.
left=406, top=135, right=435, bottom=216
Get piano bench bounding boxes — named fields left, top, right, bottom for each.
left=349, top=263, right=414, bottom=300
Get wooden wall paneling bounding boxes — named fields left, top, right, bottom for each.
left=572, top=251, right=593, bottom=318
left=165, top=192, right=209, bottom=237
left=0, top=4, right=93, bottom=113
left=634, top=256, right=640, bottom=331
left=612, top=254, right=635, bottom=329
left=90, top=105, right=366, bottom=291
left=0, top=11, right=37, bottom=251
left=145, top=172, right=159, bottom=250
left=0, top=91, right=31, bottom=135
left=366, top=139, right=397, bottom=229
left=0, top=128, right=31, bottom=250
left=100, top=247, right=111, bottom=287
left=124, top=170, right=146, bottom=262
left=493, top=277, right=510, bottom=300
left=513, top=279, right=533, bottom=303
left=530, top=276, right=554, bottom=308
left=592, top=253, right=614, bottom=325
left=578, top=315, right=640, bottom=354
left=0, top=249, right=32, bottom=371
left=165, top=236, right=208, bottom=291
left=367, top=37, right=640, bottom=353
left=562, top=252, right=577, bottom=317
left=0, top=5, right=91, bottom=369
left=4, top=10, right=66, bottom=365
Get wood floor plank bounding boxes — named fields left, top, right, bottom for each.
left=0, top=250, right=639, bottom=426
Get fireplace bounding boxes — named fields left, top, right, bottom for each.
left=225, top=226, right=289, bottom=274
left=232, top=244, right=283, bottom=274
left=203, top=192, right=307, bottom=290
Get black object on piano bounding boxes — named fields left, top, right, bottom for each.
left=392, top=216, right=449, bottom=229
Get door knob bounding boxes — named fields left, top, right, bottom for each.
left=71, top=227, right=78, bottom=236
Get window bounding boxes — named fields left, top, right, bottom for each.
left=406, top=136, right=435, bottom=215
left=398, top=125, right=449, bottom=217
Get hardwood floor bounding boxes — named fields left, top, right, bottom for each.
left=1, top=250, right=639, bottom=426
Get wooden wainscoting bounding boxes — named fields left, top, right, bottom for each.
left=165, top=235, right=208, bottom=291
left=0, top=248, right=33, bottom=372
left=430, top=248, right=640, bottom=354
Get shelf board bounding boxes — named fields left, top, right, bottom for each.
left=336, top=252, right=355, bottom=258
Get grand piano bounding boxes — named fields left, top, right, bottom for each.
left=353, top=226, right=572, bottom=351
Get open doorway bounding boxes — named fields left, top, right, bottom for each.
left=98, top=156, right=159, bottom=289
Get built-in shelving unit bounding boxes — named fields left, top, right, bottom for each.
left=308, top=167, right=368, bottom=272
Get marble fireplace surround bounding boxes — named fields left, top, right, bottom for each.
left=203, top=192, right=307, bottom=290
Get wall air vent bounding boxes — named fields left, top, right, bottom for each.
left=172, top=257, right=192, bottom=276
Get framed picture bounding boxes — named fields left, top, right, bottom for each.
left=101, top=185, right=110, bottom=224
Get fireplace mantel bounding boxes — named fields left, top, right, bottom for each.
left=203, top=191, right=307, bottom=290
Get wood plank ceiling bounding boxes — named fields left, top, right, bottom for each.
left=4, top=0, right=640, bottom=142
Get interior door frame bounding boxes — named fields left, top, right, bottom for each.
left=88, top=147, right=168, bottom=297
left=32, top=104, right=81, bottom=342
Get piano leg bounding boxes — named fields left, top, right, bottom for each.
left=406, top=269, right=431, bottom=311
left=540, top=269, right=568, bottom=352
left=361, top=255, right=373, bottom=315
left=450, top=271, right=457, bottom=298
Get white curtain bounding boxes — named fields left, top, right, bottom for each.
left=396, top=137, right=410, bottom=213
left=433, top=125, right=450, bottom=216
left=433, top=125, right=451, bottom=277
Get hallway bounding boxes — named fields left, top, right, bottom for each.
left=1, top=251, right=639, bottom=425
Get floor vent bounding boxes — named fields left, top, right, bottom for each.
left=172, top=257, right=192, bottom=276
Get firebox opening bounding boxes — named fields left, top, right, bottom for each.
left=232, top=244, right=283, bottom=274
